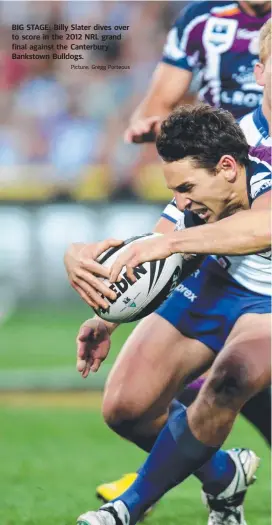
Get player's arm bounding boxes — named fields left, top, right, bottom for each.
left=74, top=215, right=177, bottom=378
left=109, top=192, right=271, bottom=282
left=169, top=192, right=271, bottom=256
left=130, top=63, right=194, bottom=120
left=124, top=64, right=193, bottom=144
left=74, top=204, right=205, bottom=378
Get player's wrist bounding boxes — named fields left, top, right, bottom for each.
left=93, top=315, right=119, bottom=335
left=168, top=230, right=185, bottom=255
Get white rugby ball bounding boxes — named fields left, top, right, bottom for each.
left=94, top=234, right=183, bottom=323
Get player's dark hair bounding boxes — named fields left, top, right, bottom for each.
left=156, top=105, right=249, bottom=172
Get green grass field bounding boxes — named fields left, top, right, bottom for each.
left=0, top=306, right=136, bottom=370
left=0, top=308, right=271, bottom=525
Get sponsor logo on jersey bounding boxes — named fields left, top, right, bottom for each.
left=221, top=90, right=262, bottom=108
left=203, top=17, right=238, bottom=53
left=176, top=283, right=197, bottom=302
left=193, top=269, right=200, bottom=278
left=232, top=64, right=256, bottom=86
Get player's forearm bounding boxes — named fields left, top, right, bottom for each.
left=129, top=65, right=192, bottom=124
left=169, top=210, right=271, bottom=256
left=129, top=95, right=173, bottom=124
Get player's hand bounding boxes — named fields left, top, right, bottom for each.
left=64, top=239, right=123, bottom=310
left=109, top=234, right=172, bottom=283
left=124, top=116, right=162, bottom=144
left=76, top=318, right=111, bottom=377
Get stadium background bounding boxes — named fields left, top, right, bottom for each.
left=0, top=2, right=270, bottom=524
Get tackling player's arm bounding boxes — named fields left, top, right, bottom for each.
left=109, top=192, right=271, bottom=282
left=124, top=64, right=193, bottom=143
left=169, top=192, right=271, bottom=256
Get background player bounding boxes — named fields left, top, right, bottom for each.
left=77, top=105, right=271, bottom=525
left=239, top=17, right=271, bottom=145
left=124, top=0, right=271, bottom=145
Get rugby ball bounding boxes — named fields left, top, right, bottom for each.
left=94, top=234, right=183, bottom=323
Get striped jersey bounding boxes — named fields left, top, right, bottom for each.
left=162, top=1, right=271, bottom=118
left=162, top=146, right=272, bottom=295
left=239, top=105, right=272, bottom=146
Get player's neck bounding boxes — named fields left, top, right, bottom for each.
left=262, top=99, right=271, bottom=136
left=235, top=166, right=251, bottom=210
left=239, top=1, right=271, bottom=16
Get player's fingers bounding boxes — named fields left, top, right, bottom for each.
left=81, top=363, right=91, bottom=378
left=73, top=278, right=109, bottom=309
left=109, top=259, right=125, bottom=283
left=75, top=271, right=116, bottom=301
left=77, top=340, right=91, bottom=363
left=124, top=124, right=151, bottom=143
left=72, top=282, right=98, bottom=309
left=123, top=128, right=133, bottom=143
left=94, top=238, right=123, bottom=259
left=127, top=116, right=160, bottom=140
left=77, top=358, right=87, bottom=373
left=126, top=265, right=137, bottom=283
left=79, top=259, right=110, bottom=279
left=90, top=358, right=101, bottom=373
left=131, top=122, right=153, bottom=137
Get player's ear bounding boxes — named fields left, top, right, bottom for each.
left=254, top=61, right=265, bottom=87
left=217, top=155, right=237, bottom=183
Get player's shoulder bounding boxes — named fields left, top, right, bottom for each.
left=249, top=145, right=272, bottom=167
left=238, top=111, right=259, bottom=146
left=238, top=111, right=253, bottom=127
left=174, top=1, right=234, bottom=26
left=248, top=146, right=271, bottom=201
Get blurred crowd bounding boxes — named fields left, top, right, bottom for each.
left=0, top=1, right=187, bottom=202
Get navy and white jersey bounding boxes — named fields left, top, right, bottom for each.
left=239, top=105, right=272, bottom=146
left=162, top=1, right=271, bottom=119
left=161, top=146, right=272, bottom=295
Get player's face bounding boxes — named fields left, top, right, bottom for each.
left=254, top=54, right=272, bottom=110
left=163, top=157, right=239, bottom=223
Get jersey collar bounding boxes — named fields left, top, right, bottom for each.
left=253, top=105, right=270, bottom=140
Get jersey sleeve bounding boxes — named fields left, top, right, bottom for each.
left=161, top=198, right=184, bottom=225
left=248, top=146, right=272, bottom=203
left=161, top=1, right=209, bottom=71
left=161, top=200, right=205, bottom=228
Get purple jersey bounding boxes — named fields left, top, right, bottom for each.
left=162, top=1, right=271, bottom=118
